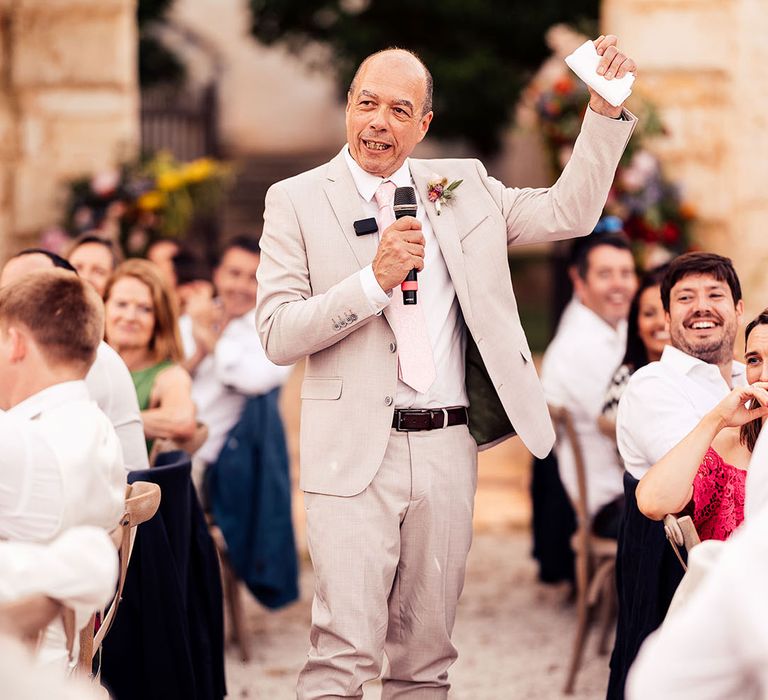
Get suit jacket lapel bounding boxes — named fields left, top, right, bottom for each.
left=410, top=160, right=473, bottom=326
left=323, top=151, right=378, bottom=269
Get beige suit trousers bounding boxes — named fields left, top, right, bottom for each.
left=298, top=424, right=478, bottom=699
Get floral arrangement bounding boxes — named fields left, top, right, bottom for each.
left=517, top=25, right=695, bottom=267
left=56, top=152, right=232, bottom=256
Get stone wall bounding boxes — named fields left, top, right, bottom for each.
left=603, top=0, right=768, bottom=317
left=0, top=0, right=139, bottom=260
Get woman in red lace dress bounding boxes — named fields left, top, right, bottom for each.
left=636, top=312, right=768, bottom=540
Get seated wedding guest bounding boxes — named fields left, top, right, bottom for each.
left=172, top=247, right=214, bottom=315
left=541, top=230, right=637, bottom=537
left=0, top=249, right=148, bottom=471
left=608, top=252, right=747, bottom=698
left=600, top=264, right=669, bottom=432
left=0, top=270, right=125, bottom=664
left=181, top=236, right=292, bottom=488
left=105, top=259, right=196, bottom=456
left=66, top=234, right=122, bottom=298
left=146, top=237, right=180, bottom=291
left=637, top=312, right=768, bottom=540
left=627, top=498, right=768, bottom=699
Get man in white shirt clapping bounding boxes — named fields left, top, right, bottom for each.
left=181, top=236, right=292, bottom=491
left=542, top=230, right=638, bottom=536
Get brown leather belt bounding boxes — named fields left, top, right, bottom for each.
left=392, top=407, right=469, bottom=432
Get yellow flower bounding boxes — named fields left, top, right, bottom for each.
left=157, top=170, right=185, bottom=192
left=182, top=158, right=215, bottom=183
left=137, top=190, right=166, bottom=211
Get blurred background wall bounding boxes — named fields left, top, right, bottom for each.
left=0, top=0, right=139, bottom=259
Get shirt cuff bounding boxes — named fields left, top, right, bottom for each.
left=359, top=265, right=392, bottom=313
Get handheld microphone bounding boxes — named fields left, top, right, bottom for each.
left=393, top=186, right=418, bottom=305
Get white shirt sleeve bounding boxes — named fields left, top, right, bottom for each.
left=86, top=343, right=149, bottom=472
left=627, top=507, right=768, bottom=699
left=213, top=315, right=293, bottom=396
left=358, top=264, right=392, bottom=313
left=746, top=425, right=768, bottom=519
left=616, top=372, right=701, bottom=479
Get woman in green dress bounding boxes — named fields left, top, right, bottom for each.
left=104, top=258, right=196, bottom=456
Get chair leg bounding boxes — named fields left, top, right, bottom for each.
left=597, top=574, right=616, bottom=656
left=563, top=551, right=591, bottom=694
left=222, top=557, right=250, bottom=663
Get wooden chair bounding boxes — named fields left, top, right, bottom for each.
left=208, top=518, right=250, bottom=662
left=70, top=481, right=162, bottom=676
left=663, top=514, right=701, bottom=572
left=548, top=405, right=618, bottom=695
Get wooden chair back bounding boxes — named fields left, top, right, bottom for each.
left=73, top=481, right=162, bottom=674
left=663, top=514, right=701, bottom=572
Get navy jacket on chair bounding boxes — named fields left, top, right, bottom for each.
left=206, top=387, right=299, bottom=609
left=101, top=453, right=226, bottom=700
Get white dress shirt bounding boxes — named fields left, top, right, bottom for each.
left=0, top=381, right=126, bottom=543
left=344, top=146, right=468, bottom=410
left=616, top=345, right=746, bottom=479
left=541, top=299, right=626, bottom=516
left=181, top=309, right=293, bottom=464
left=86, top=341, right=149, bottom=472
left=627, top=502, right=768, bottom=700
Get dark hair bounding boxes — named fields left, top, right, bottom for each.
left=0, top=269, right=103, bottom=371
left=13, top=248, right=77, bottom=274
left=570, top=230, right=633, bottom=280
left=68, top=234, right=122, bottom=269
left=622, top=264, right=669, bottom=370
left=171, top=249, right=212, bottom=286
left=215, top=235, right=260, bottom=268
left=741, top=310, right=768, bottom=452
left=349, top=48, right=434, bottom=116
left=660, top=252, right=742, bottom=312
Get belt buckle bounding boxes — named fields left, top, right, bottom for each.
left=395, top=410, right=419, bottom=432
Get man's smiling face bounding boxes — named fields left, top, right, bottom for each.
left=667, top=273, right=743, bottom=365
left=345, top=51, right=433, bottom=178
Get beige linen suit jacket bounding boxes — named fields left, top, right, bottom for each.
left=256, top=108, right=635, bottom=497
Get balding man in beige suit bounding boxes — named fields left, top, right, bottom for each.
left=257, top=39, right=637, bottom=699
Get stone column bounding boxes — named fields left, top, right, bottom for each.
left=0, top=0, right=139, bottom=261
left=603, top=0, right=768, bottom=318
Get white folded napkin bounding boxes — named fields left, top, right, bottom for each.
left=564, top=39, right=635, bottom=107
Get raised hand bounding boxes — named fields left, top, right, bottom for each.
left=372, top=217, right=425, bottom=292
left=710, top=382, right=768, bottom=430
left=589, top=34, right=638, bottom=118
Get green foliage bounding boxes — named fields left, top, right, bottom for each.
left=138, top=0, right=185, bottom=87
left=249, top=0, right=599, bottom=153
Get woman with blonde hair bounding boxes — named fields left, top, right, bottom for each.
left=104, top=258, right=196, bottom=456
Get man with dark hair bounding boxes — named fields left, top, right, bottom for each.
left=617, top=252, right=745, bottom=478
left=67, top=234, right=122, bottom=298
left=0, top=250, right=149, bottom=471
left=542, top=230, right=637, bottom=536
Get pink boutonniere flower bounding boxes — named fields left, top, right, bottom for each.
left=426, top=176, right=463, bottom=215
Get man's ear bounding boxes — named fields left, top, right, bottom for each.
left=6, top=326, right=27, bottom=363
left=735, top=299, right=745, bottom=322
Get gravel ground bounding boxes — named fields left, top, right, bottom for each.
left=224, top=531, right=611, bottom=700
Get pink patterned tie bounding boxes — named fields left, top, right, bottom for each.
left=374, top=180, right=437, bottom=394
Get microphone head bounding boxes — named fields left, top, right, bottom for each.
left=393, top=186, right=417, bottom=207
left=393, top=186, right=417, bottom=219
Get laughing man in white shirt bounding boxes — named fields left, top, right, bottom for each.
left=616, top=253, right=746, bottom=480
left=542, top=230, right=638, bottom=536
left=181, top=237, right=292, bottom=485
